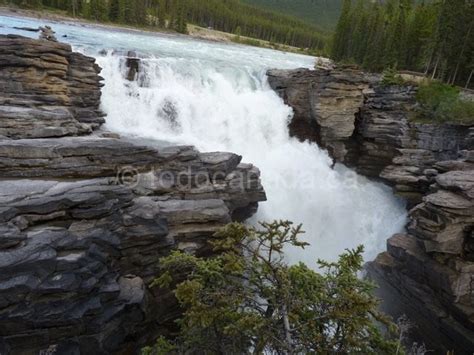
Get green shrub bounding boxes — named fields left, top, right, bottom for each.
left=443, top=99, right=474, bottom=125
left=381, top=67, right=405, bottom=86
left=415, top=81, right=474, bottom=124
left=416, top=81, right=459, bottom=112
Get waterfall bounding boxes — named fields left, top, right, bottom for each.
left=97, top=52, right=406, bottom=267
left=0, top=14, right=406, bottom=267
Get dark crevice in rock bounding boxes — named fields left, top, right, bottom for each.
left=288, top=116, right=322, bottom=146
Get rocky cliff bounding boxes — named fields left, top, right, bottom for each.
left=0, top=35, right=266, bottom=354
left=268, top=67, right=474, bottom=352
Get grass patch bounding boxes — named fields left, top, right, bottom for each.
left=231, top=36, right=262, bottom=47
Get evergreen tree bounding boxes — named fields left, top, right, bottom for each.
left=81, top=0, right=91, bottom=19
left=157, top=0, right=166, bottom=27
left=175, top=0, right=187, bottom=34
left=363, top=2, right=384, bottom=71
left=109, top=0, right=120, bottom=22
left=235, top=25, right=242, bottom=40
left=351, top=0, right=368, bottom=63
left=331, top=0, right=351, bottom=60
left=148, top=221, right=400, bottom=354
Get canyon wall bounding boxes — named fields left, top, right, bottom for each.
left=0, top=35, right=266, bottom=354
left=268, top=67, right=474, bottom=353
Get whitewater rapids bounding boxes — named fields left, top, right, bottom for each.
left=1, top=15, right=407, bottom=267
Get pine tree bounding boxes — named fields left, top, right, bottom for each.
left=109, top=0, right=120, bottom=22
left=362, top=3, right=379, bottom=70
left=158, top=0, right=166, bottom=27
left=331, top=0, right=352, bottom=61
left=175, top=0, right=187, bottom=34
left=351, top=0, right=369, bottom=63
left=149, top=221, right=400, bottom=354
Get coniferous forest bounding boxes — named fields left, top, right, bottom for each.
left=332, top=0, right=474, bottom=88
left=2, top=0, right=328, bottom=51
left=242, top=0, right=343, bottom=30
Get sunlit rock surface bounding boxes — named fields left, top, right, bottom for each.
left=0, top=34, right=105, bottom=138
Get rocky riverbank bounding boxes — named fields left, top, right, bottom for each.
left=268, top=67, right=474, bottom=353
left=0, top=34, right=266, bottom=354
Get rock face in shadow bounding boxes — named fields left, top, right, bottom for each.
left=0, top=35, right=266, bottom=354
left=268, top=67, right=474, bottom=353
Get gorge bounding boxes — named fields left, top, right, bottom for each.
left=0, top=14, right=472, bottom=354
left=267, top=67, right=474, bottom=352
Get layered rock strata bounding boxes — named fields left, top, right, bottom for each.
left=267, top=66, right=375, bottom=162
left=0, top=35, right=266, bottom=354
left=0, top=34, right=104, bottom=139
left=268, top=67, right=474, bottom=352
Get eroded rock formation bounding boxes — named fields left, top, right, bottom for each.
left=268, top=67, right=474, bottom=352
left=267, top=66, right=375, bottom=162
left=0, top=35, right=266, bottom=354
left=0, top=34, right=104, bottom=139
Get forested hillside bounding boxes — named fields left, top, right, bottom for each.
left=332, top=0, right=473, bottom=88
left=242, top=0, right=342, bottom=30
left=1, top=0, right=328, bottom=52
